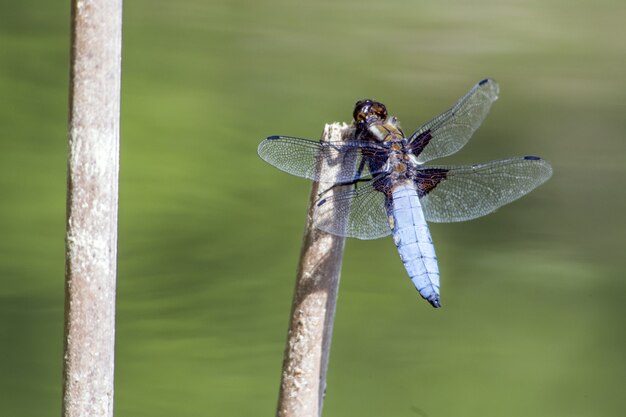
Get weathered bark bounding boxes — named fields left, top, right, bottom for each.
left=276, top=123, right=353, bottom=417
left=63, top=1, right=122, bottom=416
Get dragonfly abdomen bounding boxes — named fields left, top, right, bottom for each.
left=386, top=182, right=441, bottom=308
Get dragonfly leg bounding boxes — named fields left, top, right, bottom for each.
left=317, top=178, right=370, bottom=198
left=317, top=154, right=371, bottom=197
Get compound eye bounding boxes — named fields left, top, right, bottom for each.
left=353, top=99, right=373, bottom=122
left=370, top=102, right=387, bottom=120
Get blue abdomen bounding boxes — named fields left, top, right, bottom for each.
left=386, top=182, right=441, bottom=307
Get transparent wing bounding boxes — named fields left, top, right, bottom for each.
left=314, top=175, right=392, bottom=240
left=258, top=135, right=388, bottom=182
left=408, top=79, right=500, bottom=163
left=419, top=156, right=553, bottom=223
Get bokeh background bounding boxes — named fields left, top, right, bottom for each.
left=1, top=0, right=625, bottom=416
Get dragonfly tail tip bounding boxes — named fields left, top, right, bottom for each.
left=428, top=296, right=442, bottom=308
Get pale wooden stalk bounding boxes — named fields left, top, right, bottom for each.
left=62, top=1, right=122, bottom=416
left=276, top=123, right=354, bottom=417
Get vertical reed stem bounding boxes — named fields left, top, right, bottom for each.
left=63, top=1, right=122, bottom=416
left=276, top=123, right=353, bottom=417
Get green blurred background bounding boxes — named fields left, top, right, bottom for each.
left=1, top=0, right=624, bottom=416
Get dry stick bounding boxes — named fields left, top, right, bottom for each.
left=276, top=123, right=354, bottom=417
left=62, top=1, right=122, bottom=417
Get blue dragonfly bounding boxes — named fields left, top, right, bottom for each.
left=258, top=79, right=552, bottom=308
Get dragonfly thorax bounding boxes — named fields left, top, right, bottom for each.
left=393, top=162, right=408, bottom=174
left=360, top=117, right=406, bottom=143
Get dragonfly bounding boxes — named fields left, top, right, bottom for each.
left=258, top=79, right=552, bottom=308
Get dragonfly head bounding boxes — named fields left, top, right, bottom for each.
left=353, top=99, right=388, bottom=126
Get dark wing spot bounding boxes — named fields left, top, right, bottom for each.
left=409, top=129, right=433, bottom=156
left=414, top=168, right=448, bottom=198
left=524, top=155, right=541, bottom=161
left=479, top=78, right=489, bottom=86
left=372, top=175, right=393, bottom=195
left=267, top=135, right=281, bottom=140
left=317, top=199, right=327, bottom=207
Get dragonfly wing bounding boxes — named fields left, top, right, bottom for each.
left=258, top=135, right=388, bottom=182
left=418, top=156, right=553, bottom=223
left=409, top=79, right=500, bottom=163
left=314, top=175, right=392, bottom=240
